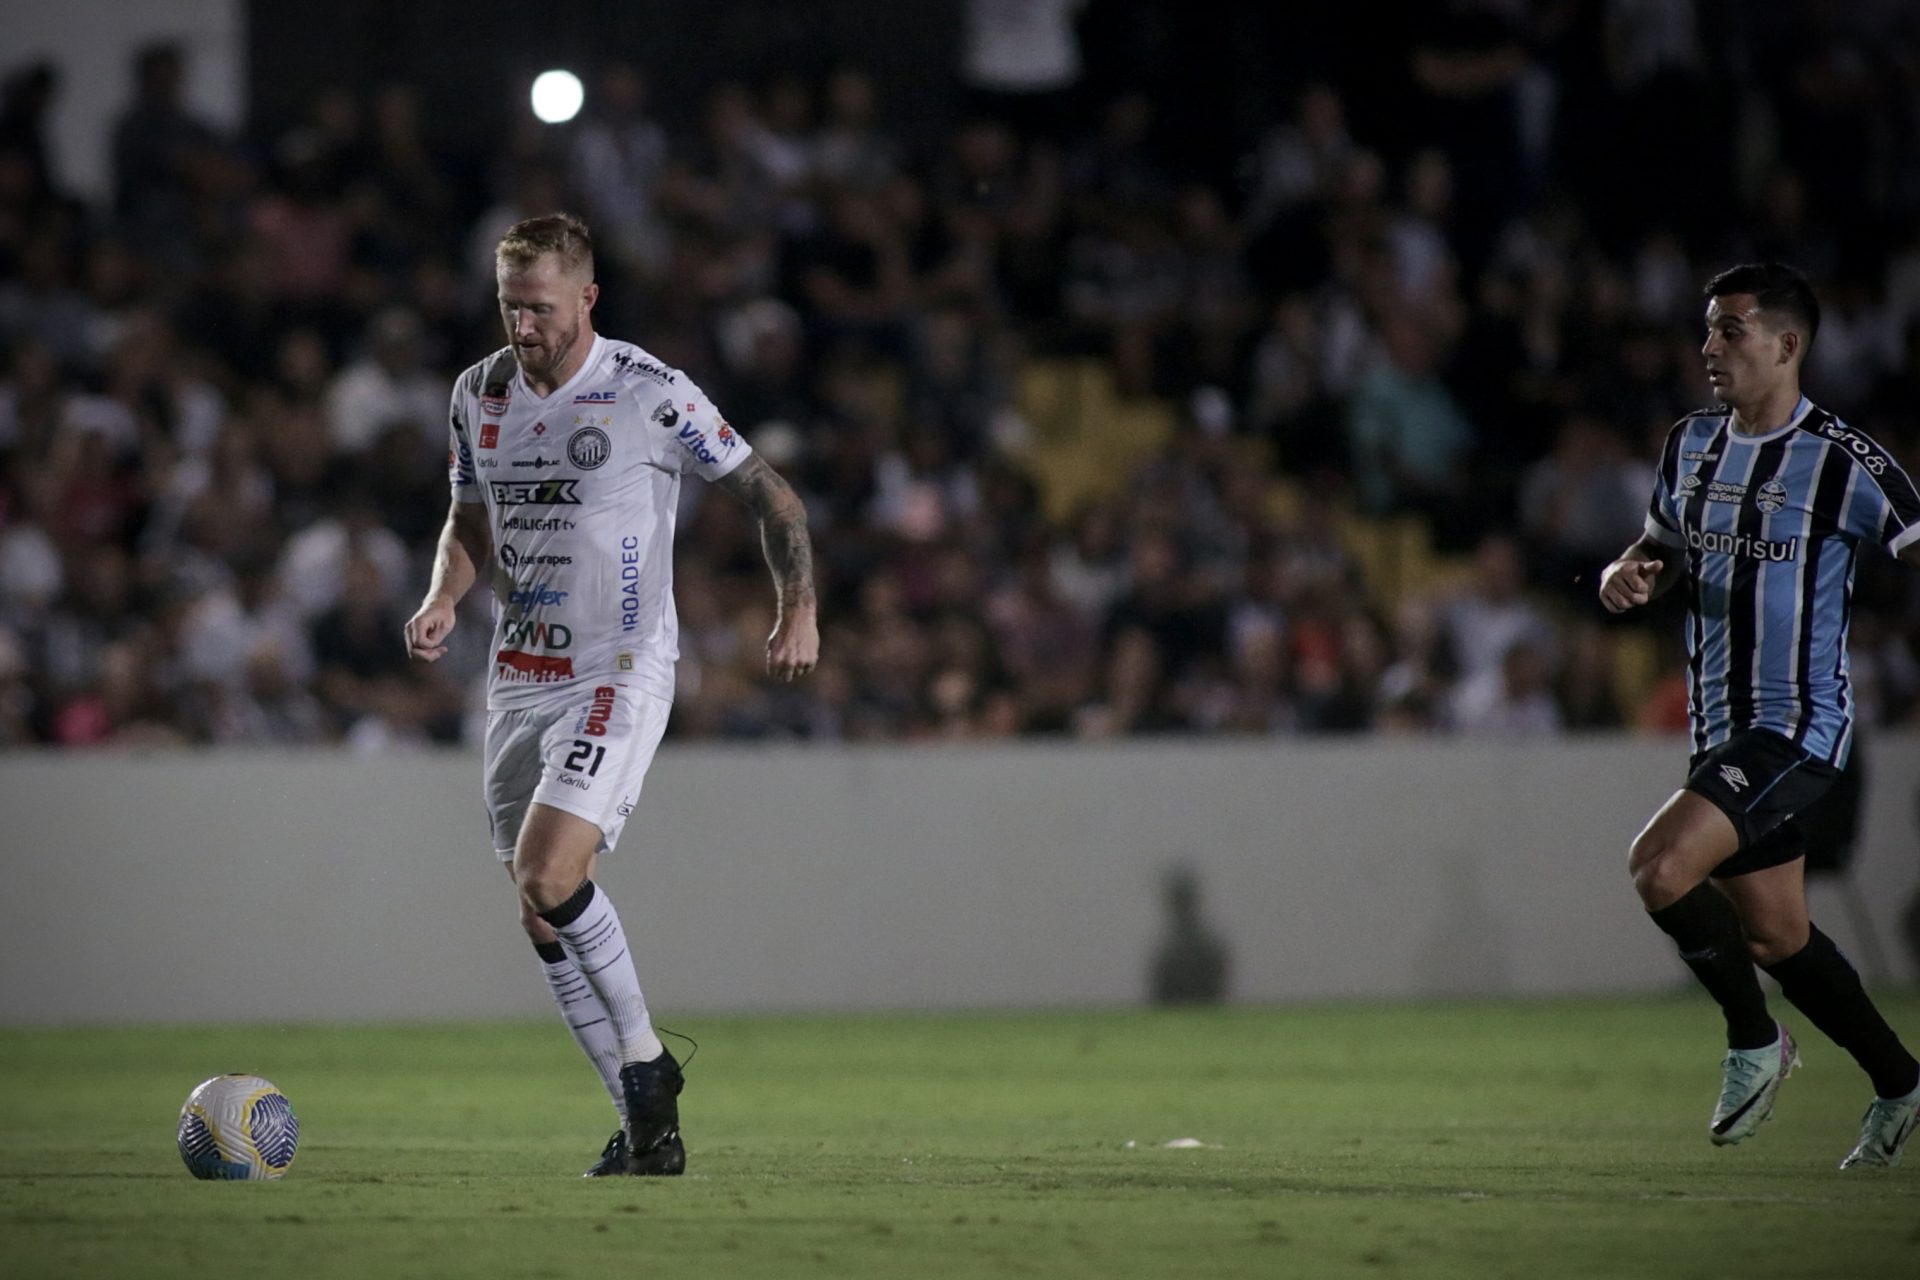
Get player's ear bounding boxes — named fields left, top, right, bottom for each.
left=1778, top=329, right=1798, bottom=365
left=582, top=281, right=599, bottom=313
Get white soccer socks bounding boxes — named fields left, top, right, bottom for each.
left=538, top=881, right=667, bottom=1067
left=534, top=943, right=627, bottom=1119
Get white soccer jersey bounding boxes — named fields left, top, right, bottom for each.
left=446, top=335, right=751, bottom=709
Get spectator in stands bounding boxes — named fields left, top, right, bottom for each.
left=1519, top=414, right=1651, bottom=600
left=326, top=307, right=444, bottom=454
left=1451, top=637, right=1563, bottom=736
left=3, top=21, right=1919, bottom=750
left=813, top=66, right=901, bottom=188
left=1440, top=533, right=1557, bottom=686
left=111, top=42, right=222, bottom=266
left=569, top=63, right=669, bottom=274
left=1346, top=316, right=1474, bottom=530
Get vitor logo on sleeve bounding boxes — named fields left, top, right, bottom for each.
left=675, top=422, right=720, bottom=465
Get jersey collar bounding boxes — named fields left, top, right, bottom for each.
left=1725, top=395, right=1814, bottom=444
left=515, top=334, right=605, bottom=406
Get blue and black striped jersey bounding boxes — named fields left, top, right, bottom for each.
left=1644, top=396, right=1920, bottom=765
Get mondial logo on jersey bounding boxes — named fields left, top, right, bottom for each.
left=491, top=479, right=581, bottom=506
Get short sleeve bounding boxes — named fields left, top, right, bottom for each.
left=1643, top=423, right=1686, bottom=548
left=657, top=374, right=751, bottom=482
left=1841, top=466, right=1920, bottom=556
left=448, top=389, right=480, bottom=503
left=1831, top=429, right=1920, bottom=555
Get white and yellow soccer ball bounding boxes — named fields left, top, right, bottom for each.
left=176, top=1074, right=300, bottom=1180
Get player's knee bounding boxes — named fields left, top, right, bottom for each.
left=514, top=863, right=578, bottom=917
left=515, top=894, right=551, bottom=939
left=1626, top=827, right=1669, bottom=881
left=1628, top=837, right=1695, bottom=909
left=1742, top=924, right=1807, bottom=968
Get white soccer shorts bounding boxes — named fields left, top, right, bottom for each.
left=482, top=682, right=671, bottom=861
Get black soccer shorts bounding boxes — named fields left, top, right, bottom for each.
left=1686, top=729, right=1840, bottom=877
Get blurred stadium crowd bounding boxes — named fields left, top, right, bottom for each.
left=3, top=1, right=1920, bottom=748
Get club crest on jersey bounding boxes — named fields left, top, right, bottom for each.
left=574, top=391, right=617, bottom=404
left=650, top=398, right=679, bottom=430
left=1755, top=478, right=1788, bottom=515
left=481, top=384, right=511, bottom=417
left=568, top=426, right=611, bottom=470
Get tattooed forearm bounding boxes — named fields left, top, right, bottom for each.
left=762, top=505, right=815, bottom=611
left=721, top=455, right=816, bottom=611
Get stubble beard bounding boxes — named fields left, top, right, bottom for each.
left=515, top=316, right=581, bottom=386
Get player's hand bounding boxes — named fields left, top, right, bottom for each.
left=1599, top=558, right=1663, bottom=613
left=766, top=605, right=819, bottom=682
left=404, top=598, right=457, bottom=662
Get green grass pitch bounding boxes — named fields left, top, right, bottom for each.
left=3, top=995, right=1918, bottom=1279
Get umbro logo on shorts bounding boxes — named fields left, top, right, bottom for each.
left=1719, top=765, right=1748, bottom=792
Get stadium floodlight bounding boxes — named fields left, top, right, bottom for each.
left=530, top=70, right=584, bottom=124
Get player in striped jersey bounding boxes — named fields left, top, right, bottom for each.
left=1601, top=263, right=1920, bottom=1168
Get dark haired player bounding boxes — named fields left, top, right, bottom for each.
left=405, top=214, right=818, bottom=1175
left=1600, top=262, right=1920, bottom=1169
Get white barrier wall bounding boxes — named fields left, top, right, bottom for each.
left=2, top=736, right=1916, bottom=1024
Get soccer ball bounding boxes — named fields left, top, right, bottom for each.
left=176, top=1074, right=300, bottom=1180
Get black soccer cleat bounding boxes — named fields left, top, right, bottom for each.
left=617, top=1050, right=686, bottom=1176
left=582, top=1129, right=628, bottom=1177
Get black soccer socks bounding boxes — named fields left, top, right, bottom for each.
left=1764, top=925, right=1920, bottom=1100
left=1649, top=883, right=1778, bottom=1050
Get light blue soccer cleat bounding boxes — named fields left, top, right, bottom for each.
left=1709, top=1025, right=1799, bottom=1146
left=1839, top=1081, right=1920, bottom=1170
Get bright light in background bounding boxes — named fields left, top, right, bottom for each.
left=530, top=70, right=584, bottom=124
